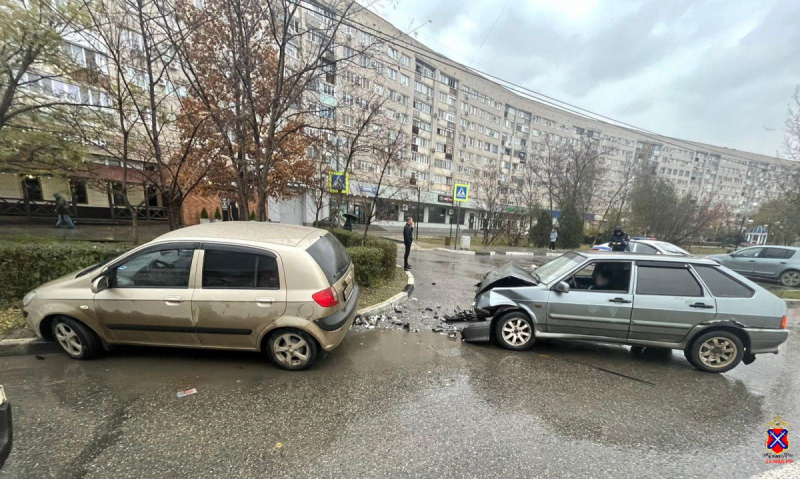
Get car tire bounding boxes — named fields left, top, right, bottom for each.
left=494, top=311, right=535, bottom=351
left=686, top=330, right=744, bottom=373
left=51, top=316, right=102, bottom=360
left=779, top=270, right=800, bottom=287
left=266, top=329, right=318, bottom=371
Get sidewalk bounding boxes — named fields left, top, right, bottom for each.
left=0, top=222, right=169, bottom=243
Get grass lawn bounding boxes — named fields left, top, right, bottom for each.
left=358, top=267, right=408, bottom=309
left=0, top=301, right=25, bottom=335
left=773, top=290, right=800, bottom=300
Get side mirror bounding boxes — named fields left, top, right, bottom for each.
left=91, top=275, right=110, bottom=294
left=555, top=281, right=570, bottom=293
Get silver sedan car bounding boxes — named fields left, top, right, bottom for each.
left=463, top=251, right=789, bottom=373
left=709, top=245, right=800, bottom=287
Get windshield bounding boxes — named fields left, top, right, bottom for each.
left=654, top=241, right=691, bottom=256
left=533, top=252, right=584, bottom=284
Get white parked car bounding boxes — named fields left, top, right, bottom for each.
left=592, top=239, right=691, bottom=256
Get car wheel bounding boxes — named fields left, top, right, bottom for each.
left=686, top=331, right=744, bottom=373
left=51, top=316, right=102, bottom=360
left=779, top=270, right=800, bottom=287
left=267, top=329, right=318, bottom=371
left=494, top=311, right=535, bottom=351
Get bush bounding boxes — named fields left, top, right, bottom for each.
left=249, top=211, right=256, bottom=221
left=558, top=204, right=584, bottom=249
left=213, top=207, right=222, bottom=220
left=331, top=228, right=359, bottom=247
left=0, top=242, right=130, bottom=301
left=200, top=208, right=209, bottom=219
left=529, top=210, right=553, bottom=247
left=363, top=236, right=397, bottom=279
left=346, top=246, right=383, bottom=287
left=330, top=229, right=396, bottom=280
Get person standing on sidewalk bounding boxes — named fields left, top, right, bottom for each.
left=403, top=216, right=414, bottom=271
left=549, top=230, right=558, bottom=251
left=53, top=193, right=75, bottom=229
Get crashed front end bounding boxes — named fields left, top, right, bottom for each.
left=461, top=262, right=543, bottom=342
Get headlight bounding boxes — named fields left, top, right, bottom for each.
left=22, top=291, right=36, bottom=307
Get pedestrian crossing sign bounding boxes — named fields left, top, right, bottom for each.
left=453, top=183, right=469, bottom=202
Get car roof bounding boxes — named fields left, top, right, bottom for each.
left=153, top=222, right=327, bottom=248
left=741, top=245, right=800, bottom=250
left=578, top=250, right=718, bottom=264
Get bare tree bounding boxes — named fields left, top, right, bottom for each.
left=360, top=126, right=410, bottom=240
left=474, top=167, right=508, bottom=245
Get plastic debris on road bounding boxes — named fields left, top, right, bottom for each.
left=177, top=388, right=197, bottom=398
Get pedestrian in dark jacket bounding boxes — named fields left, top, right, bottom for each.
left=403, top=216, right=414, bottom=270
left=609, top=226, right=629, bottom=252
left=53, top=193, right=75, bottom=229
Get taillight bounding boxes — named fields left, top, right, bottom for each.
left=312, top=287, right=339, bottom=307
left=781, top=315, right=787, bottom=329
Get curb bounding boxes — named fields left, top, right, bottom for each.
left=0, top=338, right=61, bottom=357
left=434, top=247, right=476, bottom=255
left=356, top=269, right=415, bottom=318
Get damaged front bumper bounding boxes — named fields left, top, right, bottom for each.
left=460, top=262, right=545, bottom=343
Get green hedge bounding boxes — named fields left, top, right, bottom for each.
left=346, top=246, right=384, bottom=287
left=331, top=229, right=396, bottom=280
left=0, top=242, right=130, bottom=301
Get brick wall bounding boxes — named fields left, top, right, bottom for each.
left=182, top=193, right=263, bottom=225
left=183, top=193, right=221, bottom=226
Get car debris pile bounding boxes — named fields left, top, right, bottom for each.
left=440, top=307, right=478, bottom=323
left=353, top=303, right=461, bottom=339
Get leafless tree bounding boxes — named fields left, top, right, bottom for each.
left=360, top=126, right=410, bottom=240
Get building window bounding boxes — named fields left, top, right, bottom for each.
left=109, top=181, right=126, bottom=206
left=23, top=176, right=43, bottom=201
left=70, top=179, right=88, bottom=204
left=429, top=206, right=447, bottom=224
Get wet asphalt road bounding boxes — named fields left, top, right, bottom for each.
left=1, top=248, right=799, bottom=478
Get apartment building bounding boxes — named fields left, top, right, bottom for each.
left=2, top=1, right=795, bottom=230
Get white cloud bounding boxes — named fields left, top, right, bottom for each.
left=369, top=0, right=800, bottom=156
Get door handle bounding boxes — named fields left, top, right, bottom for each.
left=748, top=260, right=756, bottom=262
left=780, top=262, right=787, bottom=264
left=689, top=302, right=714, bottom=309
left=256, top=297, right=275, bottom=306
left=164, top=296, right=183, bottom=303
left=608, top=297, right=631, bottom=304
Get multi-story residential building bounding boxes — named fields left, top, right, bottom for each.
left=1, top=1, right=796, bottom=230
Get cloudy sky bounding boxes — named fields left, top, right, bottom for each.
left=369, top=0, right=800, bottom=157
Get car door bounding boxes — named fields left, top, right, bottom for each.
left=546, top=260, right=634, bottom=339
left=629, top=261, right=716, bottom=343
left=753, top=248, right=794, bottom=278
left=94, top=243, right=200, bottom=346
left=724, top=247, right=763, bottom=274
left=191, top=244, right=287, bottom=349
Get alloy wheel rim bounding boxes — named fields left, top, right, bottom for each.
left=782, top=271, right=800, bottom=287
left=55, top=323, right=83, bottom=356
left=501, top=318, right=531, bottom=346
left=698, top=337, right=737, bottom=368
left=273, top=333, right=310, bottom=367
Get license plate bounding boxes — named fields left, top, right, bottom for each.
left=343, top=275, right=354, bottom=300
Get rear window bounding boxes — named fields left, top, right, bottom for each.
left=306, top=234, right=351, bottom=285
left=762, top=248, right=795, bottom=259
left=636, top=265, right=702, bottom=297
left=693, top=266, right=753, bottom=298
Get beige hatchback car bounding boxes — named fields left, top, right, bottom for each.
left=22, top=223, right=359, bottom=370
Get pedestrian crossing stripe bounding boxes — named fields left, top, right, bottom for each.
left=453, top=183, right=469, bottom=202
